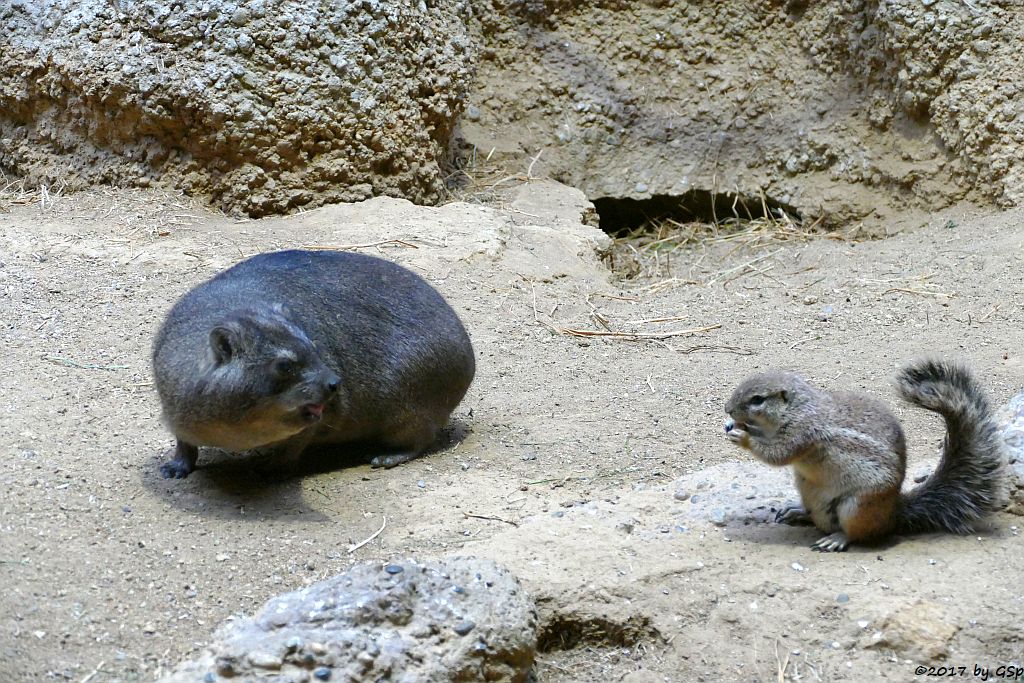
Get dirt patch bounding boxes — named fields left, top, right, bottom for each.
left=1, top=181, right=1023, bottom=681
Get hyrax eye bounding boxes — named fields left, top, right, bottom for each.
left=272, top=358, right=298, bottom=377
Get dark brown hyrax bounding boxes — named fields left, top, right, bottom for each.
left=152, top=249, right=475, bottom=479
left=724, top=360, right=1007, bottom=551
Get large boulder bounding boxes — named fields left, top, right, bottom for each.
left=158, top=557, right=537, bottom=682
left=0, top=0, right=476, bottom=216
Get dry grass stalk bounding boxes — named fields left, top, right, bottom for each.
left=548, top=323, right=721, bottom=341
left=301, top=239, right=419, bottom=251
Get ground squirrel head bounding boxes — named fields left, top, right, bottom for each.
left=724, top=370, right=815, bottom=443
left=184, top=303, right=343, bottom=450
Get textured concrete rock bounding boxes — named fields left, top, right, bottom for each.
left=997, top=390, right=1024, bottom=515
left=859, top=600, right=959, bottom=661
left=158, top=557, right=536, bottom=683
left=0, top=0, right=476, bottom=216
left=672, top=461, right=795, bottom=528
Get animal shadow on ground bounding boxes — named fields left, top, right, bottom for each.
left=139, top=419, right=472, bottom=521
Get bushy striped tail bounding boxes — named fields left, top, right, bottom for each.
left=896, top=359, right=1008, bottom=534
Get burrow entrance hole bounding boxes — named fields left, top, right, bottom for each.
left=593, top=190, right=805, bottom=280
left=593, top=189, right=802, bottom=235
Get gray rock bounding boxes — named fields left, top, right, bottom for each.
left=0, top=0, right=476, bottom=216
left=673, top=461, right=794, bottom=527
left=997, top=390, right=1024, bottom=515
left=158, top=557, right=536, bottom=683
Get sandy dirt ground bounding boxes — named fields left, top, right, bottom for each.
left=1, top=181, right=1022, bottom=682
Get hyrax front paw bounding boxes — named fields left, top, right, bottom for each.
left=724, top=418, right=751, bottom=448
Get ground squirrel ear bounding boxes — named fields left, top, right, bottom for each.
left=209, top=325, right=240, bottom=364
left=779, top=390, right=788, bottom=402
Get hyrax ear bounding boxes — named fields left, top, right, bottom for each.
left=209, top=323, right=244, bottom=365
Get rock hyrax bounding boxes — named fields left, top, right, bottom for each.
left=152, top=249, right=475, bottom=478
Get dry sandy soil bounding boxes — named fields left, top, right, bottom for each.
left=1, top=180, right=1022, bottom=682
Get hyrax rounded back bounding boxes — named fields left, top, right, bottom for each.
left=152, top=249, right=475, bottom=478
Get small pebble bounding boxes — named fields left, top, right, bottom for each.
left=857, top=620, right=870, bottom=629
left=248, top=651, right=283, bottom=670
left=836, top=593, right=849, bottom=603
left=417, top=480, right=426, bottom=489
left=285, top=636, right=303, bottom=650
left=791, top=562, right=806, bottom=572
left=203, top=673, right=217, bottom=683
left=928, top=558, right=937, bottom=565
left=452, top=585, right=465, bottom=594
left=710, top=508, right=727, bottom=526
left=673, top=490, right=689, bottom=501
left=313, top=666, right=332, bottom=681
left=830, top=641, right=841, bottom=649
left=385, top=564, right=404, bottom=575
left=453, top=620, right=476, bottom=635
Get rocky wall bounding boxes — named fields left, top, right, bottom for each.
left=462, top=0, right=1023, bottom=229
left=0, top=0, right=476, bottom=216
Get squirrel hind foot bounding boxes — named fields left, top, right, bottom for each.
left=811, top=532, right=850, bottom=552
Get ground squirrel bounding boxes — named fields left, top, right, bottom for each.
left=724, top=360, right=1007, bottom=551
left=152, top=249, right=476, bottom=479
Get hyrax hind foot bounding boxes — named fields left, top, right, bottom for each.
left=370, top=452, right=422, bottom=469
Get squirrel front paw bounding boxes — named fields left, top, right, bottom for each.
left=724, top=419, right=751, bottom=449
left=776, top=503, right=813, bottom=525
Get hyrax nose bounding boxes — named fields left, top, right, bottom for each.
left=724, top=418, right=735, bottom=433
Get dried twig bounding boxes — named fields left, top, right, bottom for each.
left=43, top=355, right=128, bottom=371
left=80, top=660, right=106, bottom=683
left=463, top=511, right=519, bottom=527
left=774, top=639, right=790, bottom=683
left=706, top=249, right=782, bottom=285
left=553, top=323, right=721, bottom=341
left=882, top=287, right=954, bottom=298
left=303, top=239, right=418, bottom=251
left=347, top=516, right=387, bottom=553
left=623, top=315, right=688, bottom=325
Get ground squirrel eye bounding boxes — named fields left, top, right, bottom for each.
left=749, top=395, right=766, bottom=407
